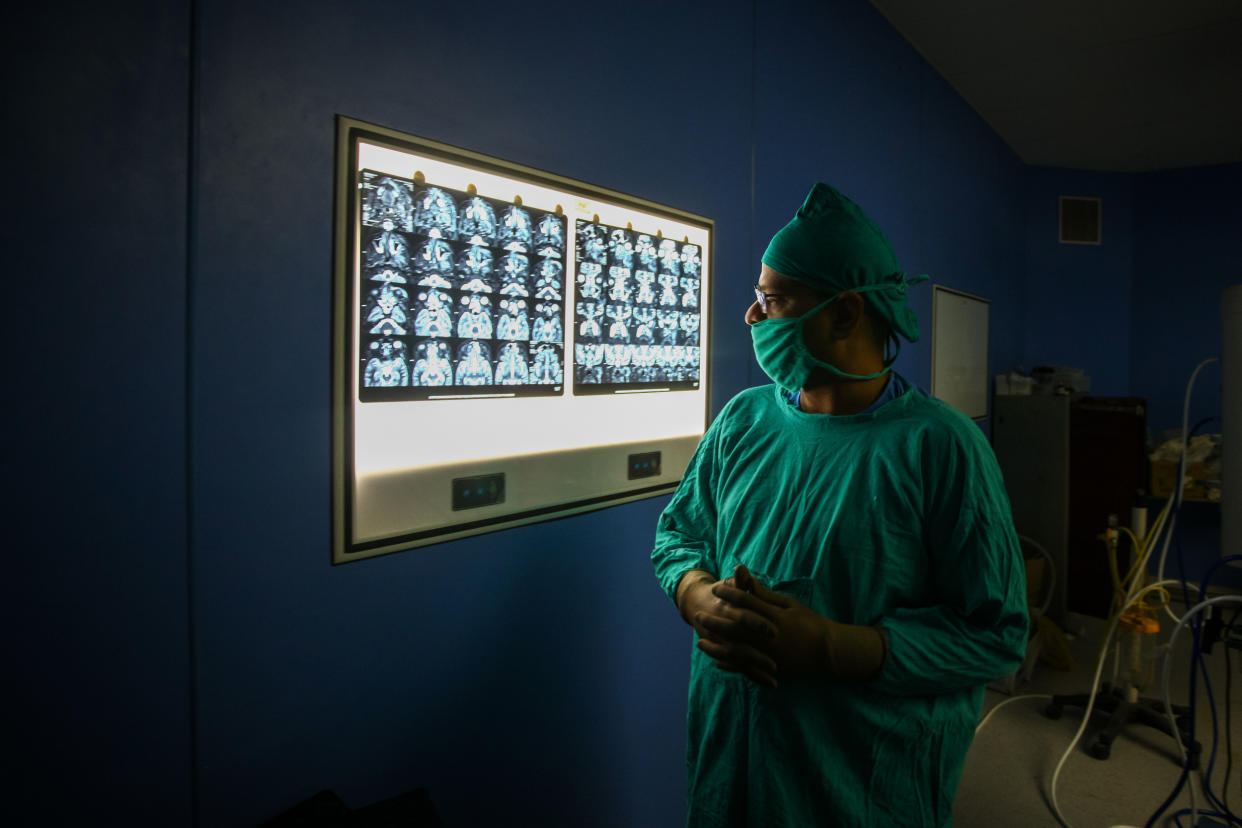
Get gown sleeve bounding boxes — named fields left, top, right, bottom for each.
left=870, top=414, right=1030, bottom=696
left=651, top=417, right=723, bottom=605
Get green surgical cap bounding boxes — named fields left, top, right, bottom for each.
left=761, top=182, right=924, bottom=342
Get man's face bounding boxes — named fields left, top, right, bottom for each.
left=746, top=264, right=827, bottom=323
left=748, top=265, right=849, bottom=380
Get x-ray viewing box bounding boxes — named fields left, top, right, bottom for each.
left=332, top=117, right=713, bottom=563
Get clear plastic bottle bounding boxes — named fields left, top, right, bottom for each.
left=1117, top=609, right=1159, bottom=698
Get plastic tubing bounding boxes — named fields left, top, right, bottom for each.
left=1049, top=609, right=1126, bottom=828
left=1198, top=555, right=1242, bottom=603
left=1153, top=358, right=1220, bottom=622
left=974, top=693, right=1054, bottom=735
left=1121, top=498, right=1173, bottom=612
left=1152, top=595, right=1242, bottom=828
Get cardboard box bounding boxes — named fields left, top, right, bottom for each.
left=1150, top=459, right=1220, bottom=501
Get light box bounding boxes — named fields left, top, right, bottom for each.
left=332, top=117, right=713, bottom=563
left=931, top=285, right=990, bottom=421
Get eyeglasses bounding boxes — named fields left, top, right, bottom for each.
left=754, top=284, right=839, bottom=314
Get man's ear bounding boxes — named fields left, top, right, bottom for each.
left=828, top=292, right=865, bottom=339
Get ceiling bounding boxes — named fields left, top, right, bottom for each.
left=869, top=0, right=1242, bottom=171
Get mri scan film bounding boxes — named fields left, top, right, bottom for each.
left=573, top=220, right=701, bottom=395
left=359, top=171, right=567, bottom=401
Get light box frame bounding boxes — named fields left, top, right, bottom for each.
left=331, top=117, right=713, bottom=563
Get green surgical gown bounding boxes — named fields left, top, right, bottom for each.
left=652, top=379, right=1028, bottom=828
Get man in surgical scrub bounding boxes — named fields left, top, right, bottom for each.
left=652, top=183, right=1028, bottom=828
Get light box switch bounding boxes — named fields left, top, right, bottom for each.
left=628, top=451, right=661, bottom=480
left=452, top=473, right=505, bottom=510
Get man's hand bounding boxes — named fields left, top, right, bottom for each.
left=675, top=569, right=780, bottom=688
left=699, top=565, right=888, bottom=686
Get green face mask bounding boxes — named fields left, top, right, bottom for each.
left=750, top=290, right=900, bottom=393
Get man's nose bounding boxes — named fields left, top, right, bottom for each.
left=745, top=300, right=766, bottom=326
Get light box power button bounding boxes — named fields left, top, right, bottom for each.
left=628, top=452, right=661, bottom=480
left=452, top=473, right=505, bottom=510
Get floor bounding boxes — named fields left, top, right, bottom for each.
left=953, top=605, right=1241, bottom=828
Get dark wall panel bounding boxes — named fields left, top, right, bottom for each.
left=3, top=2, right=192, bottom=822
left=190, top=1, right=750, bottom=824
left=1132, top=164, right=1242, bottom=432
left=1131, top=163, right=1242, bottom=590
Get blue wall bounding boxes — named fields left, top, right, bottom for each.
left=1132, top=164, right=1242, bottom=433
left=1132, top=164, right=1242, bottom=589
left=14, top=0, right=1235, bottom=825
left=1020, top=163, right=1241, bottom=588
left=189, top=2, right=751, bottom=825
left=1022, top=167, right=1135, bottom=396
left=5, top=2, right=193, bottom=823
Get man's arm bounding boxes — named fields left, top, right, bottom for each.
left=868, top=419, right=1030, bottom=696
left=869, top=504, right=1028, bottom=696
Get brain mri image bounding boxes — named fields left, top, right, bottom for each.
left=411, top=339, right=453, bottom=386
left=456, top=245, right=494, bottom=289
left=576, top=343, right=604, bottom=369
left=577, top=262, right=604, bottom=300
left=416, top=238, right=456, bottom=286
left=632, top=344, right=656, bottom=368
left=413, top=187, right=458, bottom=239
left=364, top=337, right=409, bottom=387
left=656, top=309, right=679, bottom=345
left=529, top=344, right=563, bottom=384
left=457, top=294, right=494, bottom=339
left=609, top=228, right=634, bottom=269
left=634, top=270, right=657, bottom=306
left=577, top=365, right=604, bottom=384
left=658, top=238, right=681, bottom=276
left=495, top=342, right=529, bottom=385
left=658, top=272, right=679, bottom=307
left=458, top=196, right=497, bottom=245
left=635, top=234, right=658, bottom=271
left=531, top=301, right=562, bottom=344
left=356, top=172, right=568, bottom=400
left=456, top=340, right=494, bottom=386
left=413, top=288, right=454, bottom=338
left=682, top=244, right=701, bottom=277
left=361, top=173, right=416, bottom=233
left=534, top=258, right=563, bottom=300
left=578, top=300, right=603, bottom=341
left=497, top=298, right=530, bottom=341
left=680, top=276, right=700, bottom=309
left=607, top=268, right=633, bottom=303
left=367, top=282, right=409, bottom=336
left=578, top=223, right=607, bottom=265
left=571, top=220, right=703, bottom=394
left=632, top=307, right=656, bottom=344
left=498, top=204, right=533, bottom=252
left=606, top=304, right=632, bottom=343
left=499, top=252, right=530, bottom=296
left=605, top=364, right=633, bottom=384
left=535, top=213, right=565, bottom=256
left=604, top=344, right=631, bottom=368
left=679, top=312, right=700, bottom=345
left=365, top=229, right=411, bottom=283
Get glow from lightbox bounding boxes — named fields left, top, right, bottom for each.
left=351, top=141, right=711, bottom=476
